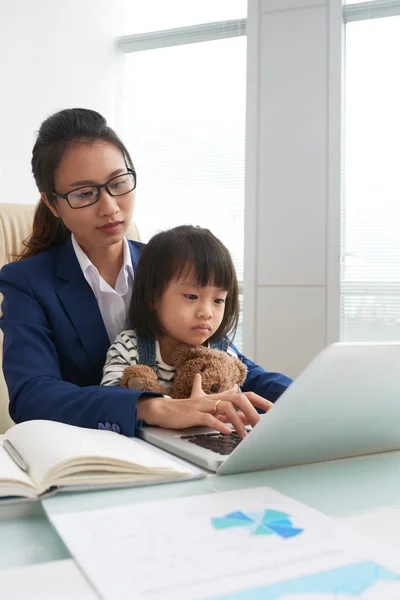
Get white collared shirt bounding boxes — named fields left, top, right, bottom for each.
left=71, top=234, right=134, bottom=344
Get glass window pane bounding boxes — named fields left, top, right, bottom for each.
left=342, top=16, right=400, bottom=341
left=118, top=36, right=246, bottom=347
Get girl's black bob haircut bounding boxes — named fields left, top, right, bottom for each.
left=129, top=225, right=239, bottom=342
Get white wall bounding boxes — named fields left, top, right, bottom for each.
left=244, top=0, right=343, bottom=377
left=0, top=0, right=118, bottom=204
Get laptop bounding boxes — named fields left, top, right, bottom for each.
left=137, top=342, right=400, bottom=475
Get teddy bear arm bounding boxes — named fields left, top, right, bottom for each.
left=235, top=359, right=248, bottom=386
left=120, top=365, right=169, bottom=395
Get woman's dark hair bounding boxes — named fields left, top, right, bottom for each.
left=19, top=108, right=134, bottom=259
left=129, top=225, right=239, bottom=342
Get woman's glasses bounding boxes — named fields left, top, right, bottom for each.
left=53, top=169, right=136, bottom=209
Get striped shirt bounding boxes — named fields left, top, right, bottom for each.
left=101, top=330, right=176, bottom=391
left=101, top=329, right=238, bottom=392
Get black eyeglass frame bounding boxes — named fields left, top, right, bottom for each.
left=52, top=168, right=137, bottom=210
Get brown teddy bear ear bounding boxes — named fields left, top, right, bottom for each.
left=234, top=358, right=248, bottom=386
left=172, top=344, right=210, bottom=367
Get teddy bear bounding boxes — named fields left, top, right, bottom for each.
left=120, top=344, right=247, bottom=398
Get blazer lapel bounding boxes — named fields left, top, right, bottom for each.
left=127, top=239, right=143, bottom=269
left=55, top=238, right=110, bottom=371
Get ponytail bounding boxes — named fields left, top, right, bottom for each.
left=18, top=201, right=70, bottom=260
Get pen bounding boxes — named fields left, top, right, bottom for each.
left=3, top=439, right=29, bottom=473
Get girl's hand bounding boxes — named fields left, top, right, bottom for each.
left=137, top=374, right=273, bottom=438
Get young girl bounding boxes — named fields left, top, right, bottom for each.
left=101, top=225, right=292, bottom=437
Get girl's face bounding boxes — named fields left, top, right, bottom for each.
left=155, top=274, right=228, bottom=352
left=45, top=140, right=135, bottom=256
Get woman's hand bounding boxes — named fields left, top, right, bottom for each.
left=137, top=374, right=273, bottom=438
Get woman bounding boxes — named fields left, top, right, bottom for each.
left=0, top=108, right=291, bottom=437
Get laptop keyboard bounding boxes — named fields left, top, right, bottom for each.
left=180, top=431, right=245, bottom=455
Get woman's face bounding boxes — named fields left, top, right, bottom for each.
left=45, top=140, right=135, bottom=255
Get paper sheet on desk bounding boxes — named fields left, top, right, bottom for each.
left=0, top=558, right=98, bottom=599
left=45, top=486, right=400, bottom=600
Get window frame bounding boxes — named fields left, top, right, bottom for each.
left=344, top=1, right=400, bottom=23
left=116, top=19, right=246, bottom=53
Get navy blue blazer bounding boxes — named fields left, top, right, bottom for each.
left=0, top=237, right=292, bottom=436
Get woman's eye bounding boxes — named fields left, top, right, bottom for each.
left=76, top=190, right=95, bottom=199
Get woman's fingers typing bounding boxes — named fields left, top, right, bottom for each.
left=137, top=394, right=232, bottom=434
left=243, top=391, right=274, bottom=412
left=206, top=391, right=259, bottom=427
left=138, top=380, right=274, bottom=439
left=213, top=401, right=248, bottom=438
left=187, top=375, right=274, bottom=437
left=197, top=411, right=233, bottom=435
left=216, top=412, right=250, bottom=426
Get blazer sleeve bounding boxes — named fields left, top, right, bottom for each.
left=229, top=342, right=293, bottom=403
left=0, top=267, right=160, bottom=436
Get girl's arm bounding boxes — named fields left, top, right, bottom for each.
left=0, top=272, right=161, bottom=436
left=101, top=331, right=139, bottom=387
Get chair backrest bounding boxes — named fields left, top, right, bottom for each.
left=0, top=202, right=140, bottom=433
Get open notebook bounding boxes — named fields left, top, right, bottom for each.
left=0, top=420, right=205, bottom=502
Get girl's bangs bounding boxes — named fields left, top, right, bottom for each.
left=170, top=242, right=234, bottom=291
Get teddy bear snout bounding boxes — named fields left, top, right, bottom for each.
left=210, top=383, right=220, bottom=393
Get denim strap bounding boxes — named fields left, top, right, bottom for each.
left=210, top=336, right=229, bottom=352
left=136, top=331, right=229, bottom=371
left=135, top=330, right=157, bottom=373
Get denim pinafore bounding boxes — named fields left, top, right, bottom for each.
left=135, top=330, right=229, bottom=373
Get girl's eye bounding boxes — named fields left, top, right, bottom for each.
left=214, top=298, right=226, bottom=305
left=185, top=294, right=198, bottom=300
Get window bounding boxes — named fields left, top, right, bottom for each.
left=116, top=2, right=247, bottom=347
left=341, top=1, right=400, bottom=341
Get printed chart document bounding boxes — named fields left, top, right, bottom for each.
left=45, top=486, right=400, bottom=599
left=0, top=420, right=204, bottom=502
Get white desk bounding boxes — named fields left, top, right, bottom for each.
left=2, top=450, right=400, bottom=596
